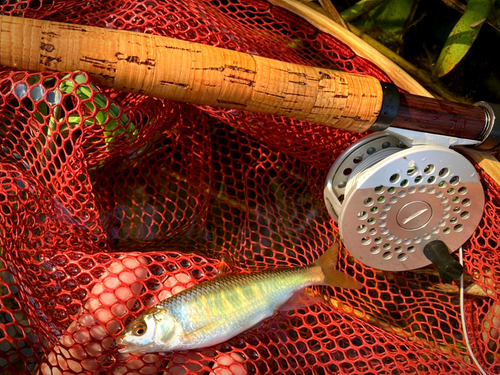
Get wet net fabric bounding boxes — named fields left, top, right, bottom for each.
left=1, top=1, right=500, bottom=374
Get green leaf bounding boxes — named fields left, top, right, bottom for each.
left=354, top=0, right=414, bottom=45
left=434, top=0, right=494, bottom=77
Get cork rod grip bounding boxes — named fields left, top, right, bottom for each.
left=0, top=15, right=383, bottom=132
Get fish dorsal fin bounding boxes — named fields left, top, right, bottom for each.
left=278, top=288, right=323, bottom=312
left=216, top=257, right=232, bottom=278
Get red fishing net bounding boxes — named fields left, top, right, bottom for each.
left=1, top=1, right=499, bottom=374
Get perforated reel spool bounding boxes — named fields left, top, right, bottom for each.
left=324, top=133, right=485, bottom=271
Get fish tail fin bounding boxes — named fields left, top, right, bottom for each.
left=314, top=243, right=363, bottom=290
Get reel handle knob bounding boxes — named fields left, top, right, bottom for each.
left=423, top=240, right=463, bottom=283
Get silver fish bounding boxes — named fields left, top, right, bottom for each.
left=116, top=243, right=361, bottom=353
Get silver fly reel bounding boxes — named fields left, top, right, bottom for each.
left=324, top=132, right=485, bottom=272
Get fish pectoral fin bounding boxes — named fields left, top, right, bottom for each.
left=180, top=321, right=223, bottom=344
left=278, top=288, right=323, bottom=312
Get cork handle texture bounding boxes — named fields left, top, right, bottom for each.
left=0, top=15, right=383, bottom=132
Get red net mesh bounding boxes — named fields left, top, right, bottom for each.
left=1, top=1, right=500, bottom=374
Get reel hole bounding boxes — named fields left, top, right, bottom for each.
left=454, top=224, right=464, bottom=232
left=408, top=187, right=416, bottom=194
left=438, top=181, right=447, bottom=188
left=438, top=220, right=446, bottom=227
left=443, top=227, right=451, bottom=234
left=398, top=191, right=406, bottom=198
left=370, top=246, right=380, bottom=254
left=369, top=228, right=377, bottom=235
left=381, top=228, right=389, bottom=235
left=442, top=212, right=450, bottom=219
left=450, top=176, right=460, bottom=185
left=390, top=173, right=400, bottom=184
left=407, top=246, right=415, bottom=253
left=424, top=164, right=435, bottom=174
left=394, top=237, right=402, bottom=244
left=450, top=217, right=458, bottom=224
left=462, top=198, right=471, bottom=207
left=407, top=166, right=417, bottom=177
left=439, top=167, right=450, bottom=178
left=370, top=206, right=379, bottom=213
left=423, top=233, right=431, bottom=240
left=353, top=156, right=363, bottom=164
left=441, top=197, right=449, bottom=204
left=432, top=227, right=439, bottom=234
left=447, top=188, right=455, bottom=195
left=374, top=185, right=384, bottom=194
left=374, top=237, right=382, bottom=244
left=427, top=176, right=436, bottom=184
left=436, top=191, right=443, bottom=198
left=367, top=217, right=376, bottom=225
left=386, top=233, right=394, bottom=240
left=356, top=225, right=367, bottom=234
left=389, top=197, right=397, bottom=204
left=413, top=237, right=421, bottom=244
left=379, top=212, right=388, bottom=219
left=453, top=206, right=461, bottom=213
left=382, top=251, right=392, bottom=260
left=395, top=246, right=402, bottom=253
left=383, top=243, right=391, bottom=250
left=443, top=204, right=451, bottom=211
left=452, top=196, right=460, bottom=203
left=364, top=197, right=374, bottom=206
left=357, top=211, right=368, bottom=220
left=388, top=187, right=396, bottom=194
left=400, top=179, right=409, bottom=187
left=397, top=253, right=408, bottom=261
left=414, top=176, right=423, bottom=184
left=461, top=211, right=470, bottom=219
left=458, top=186, right=468, bottom=195
left=377, top=196, right=385, bottom=203
left=343, top=168, right=352, bottom=176
left=403, top=238, right=411, bottom=245
left=361, top=237, right=371, bottom=245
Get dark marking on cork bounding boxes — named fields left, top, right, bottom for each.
left=58, top=24, right=88, bottom=32
left=164, top=45, right=202, bottom=53
left=80, top=56, right=117, bottom=72
left=319, top=72, right=331, bottom=80
left=39, top=54, right=61, bottom=67
left=40, top=42, right=55, bottom=52
left=160, top=81, right=189, bottom=88
left=192, top=66, right=225, bottom=72
left=288, top=71, right=307, bottom=78
left=225, top=65, right=256, bottom=74
left=289, top=81, right=306, bottom=86
left=115, top=52, right=156, bottom=67
left=227, top=75, right=254, bottom=87
left=41, top=31, right=58, bottom=38
left=255, top=90, right=285, bottom=99
left=216, top=100, right=247, bottom=107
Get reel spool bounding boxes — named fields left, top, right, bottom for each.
left=324, top=132, right=485, bottom=274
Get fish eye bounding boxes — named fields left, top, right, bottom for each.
left=134, top=325, right=147, bottom=336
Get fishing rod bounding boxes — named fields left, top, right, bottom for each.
left=0, top=15, right=499, bottom=150
left=0, top=15, right=496, bottom=281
